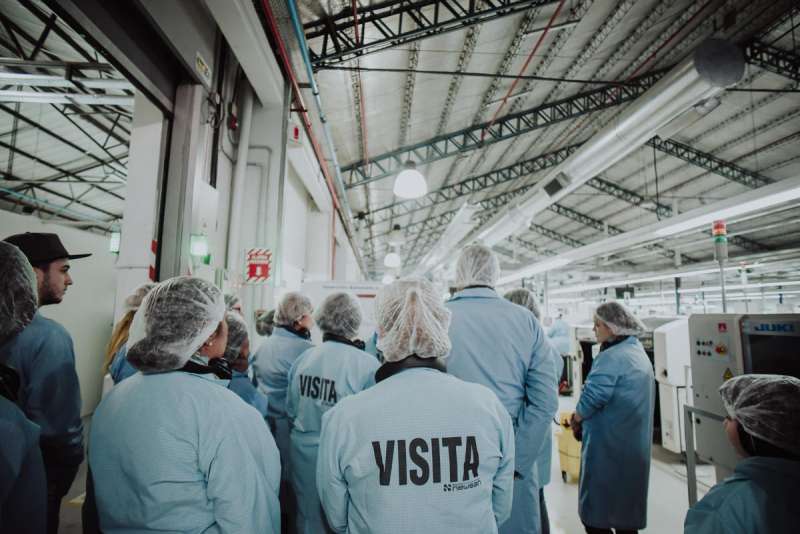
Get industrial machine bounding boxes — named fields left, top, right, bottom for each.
left=569, top=324, right=597, bottom=398
left=688, top=314, right=800, bottom=472
left=653, top=319, right=692, bottom=454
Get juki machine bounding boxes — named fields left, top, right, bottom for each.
left=686, top=313, right=800, bottom=503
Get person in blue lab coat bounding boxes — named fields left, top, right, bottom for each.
left=446, top=245, right=559, bottom=534
left=103, top=283, right=155, bottom=384
left=88, top=276, right=281, bottom=533
left=504, top=288, right=562, bottom=534
left=570, top=301, right=654, bottom=534
left=224, top=312, right=269, bottom=419
left=317, top=278, right=515, bottom=533
left=287, top=292, right=379, bottom=534
left=252, top=291, right=314, bottom=530
left=2, top=232, right=89, bottom=534
left=0, top=241, right=47, bottom=534
left=547, top=312, right=572, bottom=356
left=684, top=374, right=800, bottom=534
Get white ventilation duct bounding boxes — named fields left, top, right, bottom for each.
left=413, top=202, right=482, bottom=277
left=474, top=39, right=745, bottom=247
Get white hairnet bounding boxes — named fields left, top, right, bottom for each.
left=375, top=278, right=451, bottom=362
left=255, top=309, right=275, bottom=337
left=223, top=312, right=249, bottom=362
left=127, top=276, right=225, bottom=373
left=224, top=293, right=242, bottom=314
left=274, top=292, right=313, bottom=326
left=720, top=374, right=800, bottom=456
left=454, top=244, right=500, bottom=288
left=594, top=301, right=646, bottom=336
left=504, top=288, right=541, bottom=319
left=0, top=242, right=38, bottom=346
left=315, top=292, right=362, bottom=339
left=123, top=283, right=156, bottom=313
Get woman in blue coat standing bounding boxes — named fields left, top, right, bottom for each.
left=286, top=292, right=379, bottom=534
left=684, top=374, right=800, bottom=534
left=571, top=302, right=654, bottom=534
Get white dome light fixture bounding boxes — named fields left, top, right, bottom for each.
left=383, top=251, right=402, bottom=268
left=381, top=273, right=396, bottom=285
left=393, top=160, right=427, bottom=199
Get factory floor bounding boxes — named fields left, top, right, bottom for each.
left=59, top=398, right=714, bottom=533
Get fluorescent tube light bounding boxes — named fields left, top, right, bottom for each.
left=0, top=90, right=134, bottom=107
left=655, top=183, right=800, bottom=237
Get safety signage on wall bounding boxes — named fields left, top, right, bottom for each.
left=246, top=248, right=272, bottom=284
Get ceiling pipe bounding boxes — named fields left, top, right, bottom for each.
left=473, top=38, right=746, bottom=248
left=259, top=0, right=366, bottom=276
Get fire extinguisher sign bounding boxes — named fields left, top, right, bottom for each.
left=245, top=248, right=272, bottom=284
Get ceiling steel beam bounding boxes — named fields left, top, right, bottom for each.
left=344, top=69, right=667, bottom=188
left=745, top=40, right=800, bottom=82
left=586, top=177, right=770, bottom=253
left=305, top=0, right=556, bottom=66
left=648, top=136, right=773, bottom=189
left=364, top=143, right=580, bottom=226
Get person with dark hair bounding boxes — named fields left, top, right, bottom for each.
left=104, top=283, right=156, bottom=384
left=88, top=276, right=281, bottom=533
left=0, top=241, right=47, bottom=534
left=684, top=374, right=800, bottom=534
left=1, top=232, right=90, bottom=534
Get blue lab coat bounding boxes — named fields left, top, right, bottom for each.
left=89, top=370, right=281, bottom=534
left=229, top=369, right=269, bottom=420
left=316, top=366, right=515, bottom=534
left=0, top=312, right=84, bottom=470
left=108, top=344, right=137, bottom=384
left=547, top=319, right=571, bottom=355
left=286, top=340, right=379, bottom=534
left=0, top=396, right=47, bottom=534
left=537, top=347, right=564, bottom=488
left=684, top=456, right=800, bottom=534
left=252, top=326, right=313, bottom=479
left=446, top=287, right=558, bottom=534
left=576, top=336, right=654, bottom=530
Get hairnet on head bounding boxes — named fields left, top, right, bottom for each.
left=594, top=301, right=646, bottom=336
left=223, top=312, right=249, bottom=362
left=123, top=283, right=156, bottom=313
left=720, top=374, right=800, bottom=456
left=315, top=292, right=362, bottom=338
left=224, top=293, right=242, bottom=314
left=0, top=242, right=38, bottom=346
left=274, top=292, right=313, bottom=327
left=255, top=309, right=275, bottom=337
left=127, top=276, right=225, bottom=373
left=454, top=244, right=500, bottom=288
left=504, top=288, right=541, bottom=320
left=375, top=278, right=451, bottom=362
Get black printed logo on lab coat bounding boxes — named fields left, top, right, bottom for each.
left=298, top=374, right=338, bottom=406
left=372, top=437, right=481, bottom=492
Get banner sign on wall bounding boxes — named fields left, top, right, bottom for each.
left=246, top=248, right=272, bottom=284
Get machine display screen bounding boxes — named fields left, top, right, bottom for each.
left=744, top=335, right=800, bottom=379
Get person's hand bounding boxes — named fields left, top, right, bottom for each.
left=569, top=413, right=583, bottom=441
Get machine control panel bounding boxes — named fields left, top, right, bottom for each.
left=694, top=339, right=728, bottom=357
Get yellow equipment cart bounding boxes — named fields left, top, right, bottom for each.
left=557, top=411, right=581, bottom=483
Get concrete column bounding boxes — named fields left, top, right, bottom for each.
left=113, top=92, right=168, bottom=320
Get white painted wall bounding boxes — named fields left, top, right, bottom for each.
left=1, top=211, right=117, bottom=416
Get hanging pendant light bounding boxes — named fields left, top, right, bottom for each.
left=383, top=251, right=402, bottom=268
left=381, top=273, right=396, bottom=285
left=393, top=160, right=427, bottom=199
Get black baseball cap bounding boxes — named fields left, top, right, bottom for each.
left=3, top=232, right=91, bottom=265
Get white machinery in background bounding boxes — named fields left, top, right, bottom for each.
left=569, top=324, right=597, bottom=399
left=686, top=313, right=800, bottom=503
left=653, top=319, right=692, bottom=454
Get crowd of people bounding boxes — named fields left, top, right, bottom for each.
left=1, top=233, right=798, bottom=534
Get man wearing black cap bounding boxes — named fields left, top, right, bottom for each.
left=1, top=232, right=91, bottom=534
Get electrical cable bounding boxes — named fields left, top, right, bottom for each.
left=315, top=65, right=640, bottom=86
